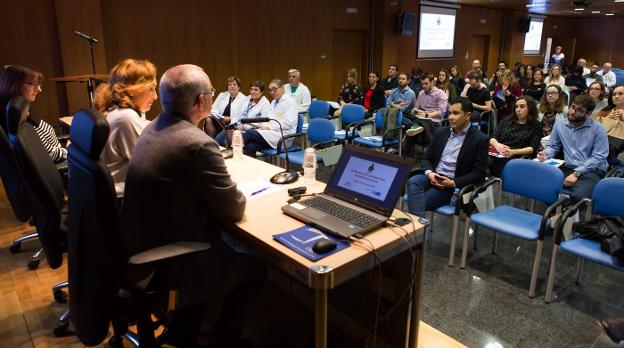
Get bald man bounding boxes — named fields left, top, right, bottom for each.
left=598, top=62, right=617, bottom=91
left=122, top=64, right=266, bottom=347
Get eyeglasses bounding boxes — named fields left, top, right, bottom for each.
left=546, top=92, right=559, bottom=96
left=23, top=81, right=42, bottom=91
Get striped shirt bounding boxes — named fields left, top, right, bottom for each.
left=32, top=118, right=67, bottom=163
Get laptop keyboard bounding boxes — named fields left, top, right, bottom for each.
left=302, top=196, right=384, bottom=227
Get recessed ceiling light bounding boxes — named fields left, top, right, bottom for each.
left=614, top=0, right=624, bottom=3
left=592, top=10, right=601, bottom=13
left=574, top=8, right=585, bottom=11
left=606, top=13, right=615, bottom=15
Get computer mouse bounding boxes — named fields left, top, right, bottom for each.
left=312, top=238, right=337, bottom=254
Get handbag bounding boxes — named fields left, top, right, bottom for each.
left=493, top=96, right=507, bottom=110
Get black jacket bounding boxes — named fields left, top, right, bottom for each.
left=422, top=125, right=489, bottom=188
left=368, top=84, right=386, bottom=113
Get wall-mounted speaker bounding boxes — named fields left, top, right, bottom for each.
left=519, top=17, right=531, bottom=33
left=396, top=12, right=416, bottom=36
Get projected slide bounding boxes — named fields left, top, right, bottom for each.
left=337, top=156, right=398, bottom=201
left=523, top=18, right=544, bottom=55
left=417, top=6, right=457, bottom=58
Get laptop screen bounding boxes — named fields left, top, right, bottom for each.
left=325, top=145, right=414, bottom=216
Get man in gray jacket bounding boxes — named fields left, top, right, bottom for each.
left=122, top=64, right=266, bottom=347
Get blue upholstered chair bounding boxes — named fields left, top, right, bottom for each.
left=261, top=113, right=304, bottom=163
left=308, top=100, right=331, bottom=120
left=333, top=104, right=366, bottom=143
left=545, top=177, right=624, bottom=303
left=278, top=118, right=336, bottom=166
left=353, top=110, right=404, bottom=156
left=461, top=159, right=568, bottom=297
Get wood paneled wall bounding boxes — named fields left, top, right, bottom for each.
left=574, top=17, right=624, bottom=67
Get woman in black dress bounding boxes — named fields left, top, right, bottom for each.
left=488, top=96, right=543, bottom=177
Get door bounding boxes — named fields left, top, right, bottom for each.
left=467, top=34, right=490, bottom=76
left=332, top=30, right=367, bottom=102
left=552, top=37, right=576, bottom=72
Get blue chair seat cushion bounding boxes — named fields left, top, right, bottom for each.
left=560, top=238, right=624, bottom=271
left=434, top=204, right=455, bottom=216
left=262, top=146, right=300, bottom=157
left=470, top=205, right=546, bottom=240
left=354, top=136, right=399, bottom=148
left=279, top=150, right=321, bottom=165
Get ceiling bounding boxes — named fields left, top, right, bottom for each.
left=441, top=0, right=623, bottom=17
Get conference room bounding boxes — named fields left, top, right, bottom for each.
left=2, top=0, right=624, bottom=347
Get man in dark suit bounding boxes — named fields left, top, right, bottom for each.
left=122, top=64, right=266, bottom=347
left=406, top=97, right=489, bottom=218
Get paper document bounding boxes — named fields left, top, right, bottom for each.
left=238, top=178, right=285, bottom=200
left=327, top=101, right=341, bottom=109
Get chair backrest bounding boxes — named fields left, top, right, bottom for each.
left=0, top=104, right=31, bottom=222
left=340, top=104, right=365, bottom=125
left=592, top=178, right=624, bottom=217
left=296, top=113, right=304, bottom=133
left=7, top=96, right=65, bottom=269
left=307, top=118, right=335, bottom=144
left=501, top=159, right=564, bottom=205
left=309, top=100, right=330, bottom=119
left=67, top=108, right=125, bottom=346
left=374, top=110, right=403, bottom=129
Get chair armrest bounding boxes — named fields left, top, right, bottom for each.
left=352, top=119, right=375, bottom=132
left=552, top=198, right=591, bottom=245
left=455, top=184, right=476, bottom=215
left=128, top=241, right=211, bottom=266
left=538, top=195, right=570, bottom=240
left=276, top=132, right=307, bottom=156
left=467, top=177, right=499, bottom=204
left=381, top=125, right=403, bottom=146
left=312, top=139, right=340, bottom=150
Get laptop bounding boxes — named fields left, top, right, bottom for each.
left=282, top=144, right=415, bottom=238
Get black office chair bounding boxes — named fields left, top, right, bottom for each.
left=67, top=108, right=211, bottom=347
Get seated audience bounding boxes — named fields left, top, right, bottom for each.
left=516, top=64, right=530, bottom=89
left=406, top=98, right=488, bottom=218
left=493, top=69, right=522, bottom=122
left=488, top=68, right=503, bottom=92
left=524, top=69, right=546, bottom=102
left=526, top=64, right=535, bottom=83
left=584, top=62, right=604, bottom=87
left=436, top=68, right=457, bottom=102
left=489, top=96, right=542, bottom=177
left=94, top=58, right=158, bottom=195
left=449, top=65, right=465, bottom=94
left=337, top=68, right=363, bottom=107
left=465, top=71, right=492, bottom=122
left=363, top=72, right=386, bottom=117
left=411, top=73, right=449, bottom=125
left=387, top=72, right=416, bottom=116
left=283, top=68, right=311, bottom=113
left=122, top=64, right=266, bottom=347
left=0, top=65, right=67, bottom=163
left=598, top=62, right=617, bottom=91
left=588, top=81, right=609, bottom=119
left=408, top=66, right=424, bottom=97
left=545, top=64, right=566, bottom=90
left=566, top=65, right=587, bottom=101
left=577, top=58, right=590, bottom=76
left=207, top=76, right=246, bottom=136
left=215, top=81, right=272, bottom=147
left=382, top=64, right=399, bottom=93
left=538, top=84, right=568, bottom=146
left=539, top=94, right=608, bottom=202
left=593, top=84, right=624, bottom=161
left=465, top=60, right=487, bottom=83
left=239, top=79, right=297, bottom=156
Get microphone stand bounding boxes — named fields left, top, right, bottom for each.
left=75, top=31, right=98, bottom=108
left=242, top=118, right=299, bottom=184
left=210, top=115, right=234, bottom=159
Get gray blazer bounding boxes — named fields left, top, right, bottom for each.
left=122, top=112, right=246, bottom=305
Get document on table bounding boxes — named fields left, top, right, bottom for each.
left=238, top=178, right=285, bottom=200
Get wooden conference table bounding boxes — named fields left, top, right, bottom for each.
left=225, top=155, right=429, bottom=348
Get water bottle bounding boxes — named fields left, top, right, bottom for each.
left=449, top=188, right=460, bottom=210
left=303, top=148, right=317, bottom=185
left=232, top=130, right=243, bottom=159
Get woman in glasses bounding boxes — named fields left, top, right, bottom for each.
left=94, top=58, right=158, bottom=195
left=0, top=65, right=67, bottom=163
left=538, top=84, right=568, bottom=148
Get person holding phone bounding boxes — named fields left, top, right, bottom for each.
left=406, top=97, right=489, bottom=218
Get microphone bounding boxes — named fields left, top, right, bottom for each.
left=74, top=31, right=99, bottom=44
left=241, top=117, right=299, bottom=185
left=209, top=115, right=234, bottom=159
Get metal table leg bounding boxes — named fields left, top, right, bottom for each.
left=315, top=288, right=328, bottom=348
left=407, top=242, right=425, bottom=347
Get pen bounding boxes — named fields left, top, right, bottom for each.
left=250, top=187, right=269, bottom=196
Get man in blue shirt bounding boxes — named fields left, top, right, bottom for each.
left=387, top=72, right=416, bottom=114
left=539, top=94, right=609, bottom=202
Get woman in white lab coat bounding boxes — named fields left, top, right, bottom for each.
left=241, top=79, right=298, bottom=156
left=210, top=76, right=247, bottom=125
left=215, top=80, right=272, bottom=148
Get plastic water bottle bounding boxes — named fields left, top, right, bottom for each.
left=303, top=148, right=317, bottom=185
left=232, top=130, right=243, bottom=159
left=449, top=188, right=460, bottom=210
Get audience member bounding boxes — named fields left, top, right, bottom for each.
left=551, top=46, right=565, bottom=67
left=406, top=98, right=488, bottom=218
left=208, top=76, right=246, bottom=135
left=436, top=68, right=457, bottom=102
left=0, top=65, right=67, bottom=163
left=524, top=69, right=546, bottom=102
left=337, top=68, right=363, bottom=106
left=363, top=72, right=386, bottom=116
left=516, top=64, right=529, bottom=89
left=449, top=65, right=465, bottom=93
left=283, top=68, right=311, bottom=113
left=238, top=79, right=298, bottom=156
left=539, top=94, right=608, bottom=202
left=488, top=68, right=502, bottom=92
left=598, top=62, right=617, bottom=91
left=94, top=58, right=158, bottom=195
left=584, top=62, right=604, bottom=87
left=526, top=64, right=535, bottom=82
left=566, top=65, right=587, bottom=101
left=382, top=64, right=399, bottom=93
left=122, top=64, right=266, bottom=347
left=465, top=59, right=487, bottom=81
left=493, top=69, right=522, bottom=122
left=488, top=96, right=542, bottom=177
left=587, top=81, right=609, bottom=119
left=577, top=58, right=590, bottom=76
left=387, top=72, right=416, bottom=115
left=412, top=73, right=449, bottom=125
left=538, top=84, right=568, bottom=145
left=465, top=71, right=492, bottom=122
left=593, top=84, right=624, bottom=161
left=545, top=64, right=566, bottom=89
left=497, top=60, right=508, bottom=71
left=408, top=66, right=424, bottom=96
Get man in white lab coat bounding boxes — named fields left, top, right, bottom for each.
left=242, top=78, right=298, bottom=156
left=283, top=68, right=311, bottom=113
